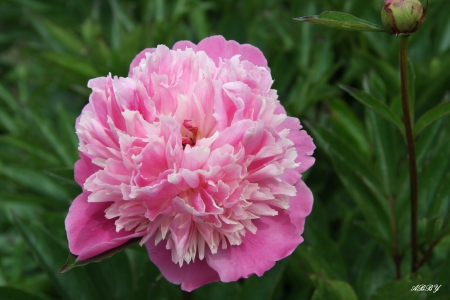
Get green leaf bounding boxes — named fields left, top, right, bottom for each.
left=0, top=136, right=60, bottom=165
left=26, top=110, right=74, bottom=167
left=340, top=84, right=405, bottom=137
left=57, top=238, right=140, bottom=273
left=44, top=168, right=77, bottom=186
left=237, top=259, right=287, bottom=300
left=418, top=136, right=450, bottom=218
left=357, top=50, right=400, bottom=94
left=0, top=192, right=66, bottom=208
left=293, top=247, right=335, bottom=279
left=418, top=217, right=444, bottom=245
left=12, top=217, right=103, bottom=300
left=350, top=240, right=392, bottom=299
left=0, top=286, right=50, bottom=300
left=303, top=225, right=349, bottom=281
left=354, top=221, right=394, bottom=252
left=108, top=0, right=135, bottom=32
left=310, top=277, right=358, bottom=300
left=294, top=11, right=386, bottom=32
left=56, top=103, right=78, bottom=152
left=41, top=52, right=99, bottom=78
left=0, top=163, right=68, bottom=202
left=305, top=123, right=393, bottom=252
left=0, top=109, right=17, bottom=133
left=413, top=102, right=450, bottom=137
left=0, top=83, right=20, bottom=113
left=125, top=247, right=165, bottom=299
left=365, top=109, right=405, bottom=204
left=328, top=98, right=371, bottom=161
left=308, top=124, right=382, bottom=193
left=370, top=274, right=425, bottom=300
left=32, top=16, right=85, bottom=55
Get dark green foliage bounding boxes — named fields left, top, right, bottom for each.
left=1, top=0, right=449, bottom=299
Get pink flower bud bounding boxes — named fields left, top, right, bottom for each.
left=381, top=0, right=426, bottom=35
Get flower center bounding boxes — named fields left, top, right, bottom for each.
left=181, top=120, right=198, bottom=148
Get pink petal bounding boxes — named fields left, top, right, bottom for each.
left=287, top=179, right=314, bottom=235
left=145, top=236, right=220, bottom=292
left=211, top=119, right=254, bottom=150
left=205, top=210, right=302, bottom=282
left=172, top=40, right=197, bottom=51
left=196, top=35, right=269, bottom=70
left=65, top=192, right=143, bottom=260
left=74, top=153, right=101, bottom=187
left=128, top=48, right=156, bottom=77
left=277, top=117, right=316, bottom=173
left=138, top=137, right=168, bottom=181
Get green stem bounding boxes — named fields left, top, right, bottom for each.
left=399, top=36, right=418, bottom=273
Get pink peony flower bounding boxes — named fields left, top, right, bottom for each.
left=65, top=35, right=315, bottom=291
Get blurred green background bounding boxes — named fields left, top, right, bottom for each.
left=1, top=0, right=449, bottom=299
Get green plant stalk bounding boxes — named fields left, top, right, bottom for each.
left=399, top=36, right=418, bottom=272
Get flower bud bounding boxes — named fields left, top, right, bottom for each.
left=381, top=0, right=426, bottom=36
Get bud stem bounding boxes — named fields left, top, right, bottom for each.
left=399, top=36, right=418, bottom=273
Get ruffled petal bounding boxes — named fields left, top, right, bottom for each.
left=145, top=236, right=220, bottom=291
left=74, top=153, right=101, bottom=187
left=172, top=40, right=197, bottom=51
left=287, top=179, right=314, bottom=235
left=205, top=211, right=302, bottom=282
left=128, top=48, right=156, bottom=76
left=195, top=35, right=269, bottom=70
left=277, top=117, right=316, bottom=173
left=65, top=192, right=143, bottom=260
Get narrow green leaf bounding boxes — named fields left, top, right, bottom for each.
left=108, top=0, right=135, bottom=32
left=305, top=123, right=393, bottom=249
left=310, top=277, right=358, bottom=300
left=350, top=240, right=389, bottom=299
left=34, top=16, right=84, bottom=55
left=57, top=238, right=141, bottom=273
left=293, top=247, right=335, bottom=279
left=328, top=98, right=371, bottom=160
left=0, top=83, right=20, bottom=113
left=237, top=259, right=287, bottom=300
left=419, top=217, right=444, bottom=245
left=0, top=287, right=50, bottom=300
left=413, top=102, right=450, bottom=136
left=26, top=110, right=74, bottom=167
left=0, top=163, right=68, bottom=202
left=294, top=11, right=386, bottom=32
left=309, top=123, right=389, bottom=204
left=363, top=71, right=388, bottom=105
left=416, top=117, right=446, bottom=166
left=340, top=84, right=405, bottom=136
left=303, top=225, right=349, bottom=281
left=126, top=247, right=166, bottom=299
left=56, top=103, right=78, bottom=152
left=0, top=192, right=66, bottom=208
left=354, top=221, right=393, bottom=251
left=0, top=109, right=17, bottom=133
left=41, top=52, right=99, bottom=78
left=355, top=50, right=400, bottom=94
left=44, top=168, right=77, bottom=186
left=419, top=137, right=450, bottom=218
left=0, top=136, right=60, bottom=165
left=12, top=217, right=103, bottom=300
